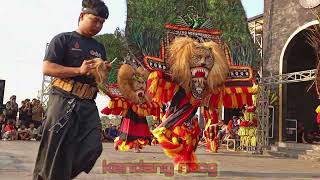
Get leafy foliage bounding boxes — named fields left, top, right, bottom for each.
left=126, top=0, right=177, bottom=60
left=175, top=0, right=208, bottom=16
left=126, top=0, right=260, bottom=67
left=206, top=0, right=260, bottom=67
left=124, top=0, right=261, bottom=68
left=126, top=0, right=209, bottom=60
left=95, top=28, right=129, bottom=83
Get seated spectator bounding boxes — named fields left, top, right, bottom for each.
left=108, top=125, right=119, bottom=140
left=217, top=121, right=228, bottom=141
left=18, top=124, right=31, bottom=140
left=227, top=116, right=240, bottom=140
left=36, top=122, right=44, bottom=141
left=28, top=123, right=38, bottom=140
left=2, top=121, right=18, bottom=140
left=105, top=123, right=112, bottom=133
left=102, top=124, right=113, bottom=142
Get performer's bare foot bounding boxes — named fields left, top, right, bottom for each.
left=114, top=145, right=118, bottom=151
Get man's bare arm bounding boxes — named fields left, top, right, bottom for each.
left=43, top=61, right=81, bottom=78
left=43, top=60, right=95, bottom=78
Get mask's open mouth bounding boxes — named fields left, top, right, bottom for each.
left=191, top=67, right=209, bottom=79
left=136, top=90, right=145, bottom=98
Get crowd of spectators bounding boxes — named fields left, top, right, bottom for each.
left=1, top=95, right=44, bottom=141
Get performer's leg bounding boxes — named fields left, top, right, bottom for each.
left=70, top=102, right=103, bottom=178
left=33, top=94, right=76, bottom=180
left=71, top=127, right=102, bottom=178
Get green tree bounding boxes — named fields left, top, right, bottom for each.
left=126, top=0, right=209, bottom=62
left=175, top=0, right=208, bottom=16
left=126, top=0, right=178, bottom=61
left=126, top=0, right=260, bottom=67
left=95, top=28, right=129, bottom=83
left=207, top=0, right=260, bottom=67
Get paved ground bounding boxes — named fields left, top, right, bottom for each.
left=0, top=141, right=320, bottom=180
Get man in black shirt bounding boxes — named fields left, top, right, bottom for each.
left=4, top=95, right=18, bottom=123
left=24, top=99, right=33, bottom=127
left=19, top=100, right=28, bottom=126
left=33, top=0, right=111, bottom=179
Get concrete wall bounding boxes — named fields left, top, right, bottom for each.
left=263, top=0, right=317, bottom=75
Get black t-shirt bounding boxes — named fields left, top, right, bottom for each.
left=44, top=31, right=107, bottom=85
left=19, top=107, right=26, bottom=121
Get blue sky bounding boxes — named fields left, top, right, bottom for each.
left=0, top=0, right=263, bottom=112
left=242, top=0, right=264, bottom=17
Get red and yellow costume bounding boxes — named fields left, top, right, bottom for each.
left=148, top=71, right=228, bottom=171
left=102, top=64, right=161, bottom=152
left=101, top=97, right=160, bottom=151
left=238, top=106, right=258, bottom=149
left=146, top=37, right=229, bottom=171
left=316, top=105, right=320, bottom=125
left=202, top=108, right=220, bottom=153
left=142, top=22, right=257, bottom=163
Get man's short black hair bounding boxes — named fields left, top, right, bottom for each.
left=82, top=0, right=109, bottom=19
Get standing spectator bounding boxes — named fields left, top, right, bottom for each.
left=32, top=99, right=44, bottom=128
left=4, top=95, right=18, bottom=124
left=19, top=101, right=28, bottom=126
left=24, top=99, right=33, bottom=127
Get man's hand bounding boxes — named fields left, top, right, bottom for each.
left=79, top=60, right=96, bottom=75
left=43, top=60, right=96, bottom=78
left=104, top=61, right=112, bottom=71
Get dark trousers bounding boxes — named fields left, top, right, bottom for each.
left=33, top=92, right=102, bottom=180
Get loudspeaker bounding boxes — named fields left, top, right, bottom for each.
left=0, top=80, right=5, bottom=105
